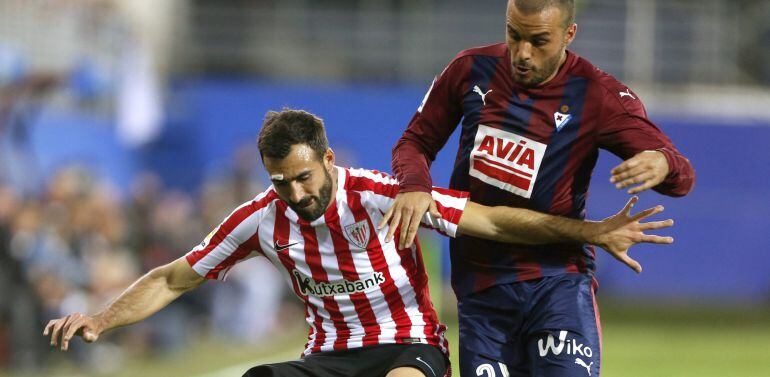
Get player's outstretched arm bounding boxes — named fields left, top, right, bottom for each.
left=43, top=257, right=205, bottom=351
left=457, top=197, right=674, bottom=273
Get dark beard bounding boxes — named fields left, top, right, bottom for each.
left=511, top=50, right=563, bottom=87
left=289, top=168, right=333, bottom=221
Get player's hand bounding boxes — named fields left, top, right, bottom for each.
left=586, top=196, right=674, bottom=273
left=378, top=191, right=440, bottom=249
left=43, top=312, right=102, bottom=351
left=610, top=150, right=669, bottom=194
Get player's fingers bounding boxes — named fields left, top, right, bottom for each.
left=639, top=219, right=674, bottom=231
left=631, top=205, right=663, bottom=221
left=615, top=171, right=652, bottom=189
left=640, top=234, right=674, bottom=244
left=378, top=205, right=395, bottom=230
left=398, top=209, right=414, bottom=249
left=404, top=211, right=424, bottom=248
left=384, top=209, right=402, bottom=243
left=620, top=196, right=639, bottom=216
left=428, top=200, right=442, bottom=219
left=610, top=164, right=645, bottom=183
left=613, top=252, right=642, bottom=274
left=48, top=318, right=67, bottom=347
left=626, top=178, right=659, bottom=194
left=62, top=318, right=86, bottom=351
left=610, top=158, right=640, bottom=176
left=43, top=319, right=57, bottom=336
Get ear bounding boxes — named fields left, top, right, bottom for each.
left=323, top=148, right=335, bottom=170
left=564, top=23, right=577, bottom=46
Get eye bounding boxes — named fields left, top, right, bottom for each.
left=297, top=173, right=311, bottom=182
left=533, top=39, right=548, bottom=47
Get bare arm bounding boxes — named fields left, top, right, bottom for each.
left=458, top=197, right=674, bottom=273
left=44, top=257, right=205, bottom=350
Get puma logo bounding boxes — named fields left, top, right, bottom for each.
left=473, top=85, right=493, bottom=105
left=575, top=358, right=593, bottom=376
left=619, top=89, right=636, bottom=100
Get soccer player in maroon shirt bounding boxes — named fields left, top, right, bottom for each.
left=44, top=109, right=674, bottom=377
left=384, top=1, right=695, bottom=376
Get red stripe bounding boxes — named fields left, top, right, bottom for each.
left=273, top=203, right=324, bottom=353
left=346, top=171, right=400, bottom=199
left=206, top=231, right=261, bottom=280
left=394, top=231, right=444, bottom=349
left=346, top=191, right=413, bottom=342
left=186, top=191, right=278, bottom=276
left=329, top=198, right=382, bottom=347
left=433, top=198, right=464, bottom=227
left=475, top=154, right=533, bottom=178
left=473, top=159, right=532, bottom=192
left=298, top=214, right=351, bottom=351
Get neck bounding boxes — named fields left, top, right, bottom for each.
left=326, top=166, right=339, bottom=211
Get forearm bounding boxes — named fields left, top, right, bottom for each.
left=392, top=134, right=434, bottom=193
left=487, top=206, right=594, bottom=245
left=92, top=263, right=200, bottom=334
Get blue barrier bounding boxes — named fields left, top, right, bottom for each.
left=21, top=79, right=770, bottom=301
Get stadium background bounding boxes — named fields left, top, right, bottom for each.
left=0, top=0, right=768, bottom=376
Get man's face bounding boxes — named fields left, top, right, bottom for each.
left=505, top=1, right=576, bottom=87
left=264, top=144, right=335, bottom=221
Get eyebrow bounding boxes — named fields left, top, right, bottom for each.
left=271, top=170, right=311, bottom=184
left=506, top=25, right=551, bottom=39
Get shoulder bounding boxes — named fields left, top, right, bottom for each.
left=440, top=43, right=507, bottom=75
left=568, top=52, right=646, bottom=116
left=454, top=43, right=508, bottom=60
left=238, top=187, right=280, bottom=218
left=344, top=167, right=400, bottom=197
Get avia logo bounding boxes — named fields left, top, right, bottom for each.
left=469, top=125, right=547, bottom=199
left=274, top=240, right=299, bottom=251
left=575, top=358, right=593, bottom=376
left=537, top=330, right=594, bottom=358
left=619, top=88, right=636, bottom=100
left=292, top=270, right=385, bottom=297
left=473, top=85, right=493, bottom=105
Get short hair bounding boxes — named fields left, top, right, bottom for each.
left=513, top=0, right=575, bottom=28
left=257, top=108, right=329, bottom=161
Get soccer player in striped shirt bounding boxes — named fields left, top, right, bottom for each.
left=44, top=109, right=674, bottom=377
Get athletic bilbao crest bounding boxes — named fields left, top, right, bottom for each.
left=343, top=220, right=370, bottom=249
left=469, top=125, right=547, bottom=199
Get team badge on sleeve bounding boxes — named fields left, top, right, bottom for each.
left=344, top=220, right=371, bottom=249
left=469, top=125, right=547, bottom=199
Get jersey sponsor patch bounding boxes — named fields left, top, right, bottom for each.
left=292, top=270, right=386, bottom=297
left=469, top=125, right=547, bottom=198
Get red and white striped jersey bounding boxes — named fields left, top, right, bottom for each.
left=186, top=166, right=468, bottom=356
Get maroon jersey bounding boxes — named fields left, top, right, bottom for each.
left=392, top=44, right=695, bottom=296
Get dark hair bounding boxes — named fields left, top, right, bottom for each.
left=513, top=0, right=575, bottom=28
left=257, top=108, right=329, bottom=160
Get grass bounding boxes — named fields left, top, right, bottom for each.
left=4, top=301, right=769, bottom=376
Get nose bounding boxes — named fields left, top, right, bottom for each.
left=514, top=41, right=533, bottom=63
left=289, top=181, right=307, bottom=204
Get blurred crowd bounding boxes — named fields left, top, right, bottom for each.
left=0, top=162, right=288, bottom=374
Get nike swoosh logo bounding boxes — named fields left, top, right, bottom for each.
left=274, top=241, right=299, bottom=251
left=415, top=357, right=436, bottom=377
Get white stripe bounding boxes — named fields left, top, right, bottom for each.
left=191, top=209, right=264, bottom=279
left=346, top=167, right=400, bottom=186
left=337, top=196, right=395, bottom=347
